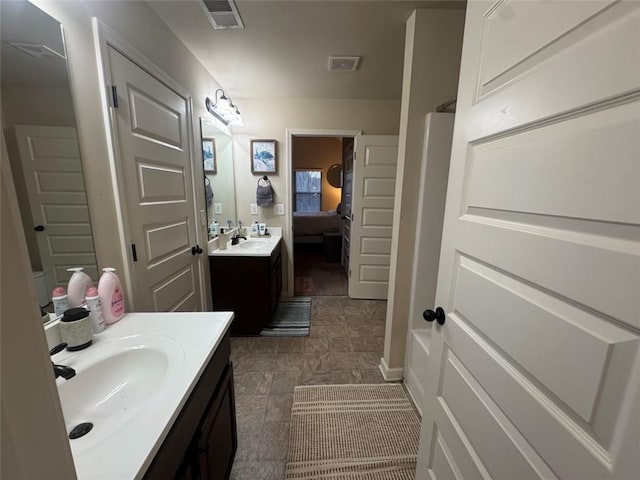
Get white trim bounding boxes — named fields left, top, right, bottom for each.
left=285, top=128, right=361, bottom=297
left=403, top=379, right=423, bottom=416
left=92, top=19, right=205, bottom=310
left=379, top=356, right=404, bottom=381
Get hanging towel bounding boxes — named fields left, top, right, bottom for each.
left=205, top=177, right=213, bottom=207
left=256, top=177, right=274, bottom=207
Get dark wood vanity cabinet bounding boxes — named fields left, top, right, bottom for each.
left=210, top=239, right=282, bottom=336
left=144, top=332, right=237, bottom=480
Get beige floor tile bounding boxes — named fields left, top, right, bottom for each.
left=303, top=352, right=332, bottom=371
left=233, top=353, right=275, bottom=372
left=360, top=368, right=385, bottom=383
left=234, top=395, right=268, bottom=426
left=327, top=336, right=353, bottom=352
left=304, top=337, right=329, bottom=353
left=298, top=369, right=334, bottom=385
left=230, top=461, right=285, bottom=480
left=329, top=352, right=358, bottom=370
left=271, top=370, right=301, bottom=394
left=235, top=371, right=273, bottom=395
left=252, top=337, right=279, bottom=353
left=355, top=351, right=382, bottom=369
left=265, top=394, right=294, bottom=421
left=274, top=353, right=305, bottom=371
left=276, top=337, right=305, bottom=353
left=259, top=421, right=291, bottom=460
left=332, top=369, right=363, bottom=384
left=350, top=336, right=381, bottom=352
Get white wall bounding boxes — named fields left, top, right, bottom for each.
left=382, top=9, right=465, bottom=377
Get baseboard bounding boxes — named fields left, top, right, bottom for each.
left=403, top=379, right=423, bottom=416
left=378, top=357, right=404, bottom=381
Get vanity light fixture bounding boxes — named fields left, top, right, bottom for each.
left=206, top=89, right=243, bottom=126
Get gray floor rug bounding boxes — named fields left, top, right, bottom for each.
left=285, top=384, right=421, bottom=479
left=261, top=297, right=312, bottom=337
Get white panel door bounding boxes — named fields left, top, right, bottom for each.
left=404, top=113, right=454, bottom=414
left=349, top=135, right=398, bottom=299
left=108, top=47, right=202, bottom=312
left=416, top=2, right=640, bottom=480
left=15, top=125, right=98, bottom=286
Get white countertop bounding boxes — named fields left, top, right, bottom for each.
left=51, top=311, right=233, bottom=480
left=209, top=228, right=282, bottom=257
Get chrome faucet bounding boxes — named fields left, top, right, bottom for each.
left=50, top=343, right=76, bottom=380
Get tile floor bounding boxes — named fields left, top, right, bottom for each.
left=229, top=296, right=387, bottom=480
left=294, top=246, right=348, bottom=296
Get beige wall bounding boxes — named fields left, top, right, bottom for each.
left=382, top=9, right=465, bottom=377
left=231, top=96, right=401, bottom=294
left=1, top=135, right=76, bottom=479
left=292, top=136, right=343, bottom=212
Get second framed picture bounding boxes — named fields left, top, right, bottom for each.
left=251, top=139, right=277, bottom=174
left=202, top=138, right=217, bottom=173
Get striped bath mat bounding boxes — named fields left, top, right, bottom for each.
left=261, top=297, right=311, bottom=337
left=285, top=384, right=421, bottom=479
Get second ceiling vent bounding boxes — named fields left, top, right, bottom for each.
left=328, top=56, right=360, bottom=72
left=202, top=0, right=244, bottom=30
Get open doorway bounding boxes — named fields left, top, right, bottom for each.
left=291, top=135, right=353, bottom=296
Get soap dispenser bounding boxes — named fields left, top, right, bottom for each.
left=97, top=268, right=125, bottom=324
left=67, top=267, right=93, bottom=307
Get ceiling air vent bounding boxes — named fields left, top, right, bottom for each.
left=328, top=56, right=360, bottom=72
left=8, top=42, right=65, bottom=60
left=202, top=0, right=244, bottom=30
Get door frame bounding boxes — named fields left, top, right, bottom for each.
left=285, top=129, right=361, bottom=297
left=93, top=19, right=207, bottom=310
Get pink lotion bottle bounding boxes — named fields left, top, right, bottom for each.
left=97, top=267, right=125, bottom=324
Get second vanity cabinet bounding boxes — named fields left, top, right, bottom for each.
left=210, top=239, right=282, bottom=335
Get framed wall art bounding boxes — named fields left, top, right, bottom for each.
left=202, top=138, right=216, bottom=173
left=251, top=139, right=277, bottom=174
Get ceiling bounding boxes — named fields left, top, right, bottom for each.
left=148, top=0, right=465, bottom=100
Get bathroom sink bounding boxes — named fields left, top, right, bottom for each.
left=237, top=239, right=270, bottom=250
left=55, top=335, right=184, bottom=455
left=209, top=230, right=282, bottom=257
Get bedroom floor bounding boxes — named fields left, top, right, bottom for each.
left=294, top=244, right=347, bottom=296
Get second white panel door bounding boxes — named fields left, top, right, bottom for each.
left=349, top=135, right=398, bottom=299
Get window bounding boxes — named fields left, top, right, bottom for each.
left=294, top=170, right=322, bottom=212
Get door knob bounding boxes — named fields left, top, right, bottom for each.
left=423, top=307, right=446, bottom=325
left=34, top=225, right=45, bottom=231
left=191, top=245, right=203, bottom=255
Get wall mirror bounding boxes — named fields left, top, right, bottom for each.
left=1, top=0, right=98, bottom=305
left=327, top=163, right=343, bottom=188
left=199, top=117, right=237, bottom=235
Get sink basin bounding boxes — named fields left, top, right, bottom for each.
left=237, top=239, right=270, bottom=250
left=55, top=335, right=184, bottom=455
